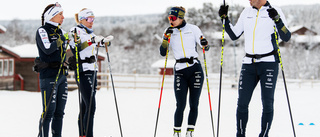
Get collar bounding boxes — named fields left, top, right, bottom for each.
left=175, top=20, right=186, bottom=29
left=78, top=24, right=94, bottom=34
left=46, top=21, right=59, bottom=27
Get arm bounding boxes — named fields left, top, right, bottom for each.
left=36, top=28, right=64, bottom=55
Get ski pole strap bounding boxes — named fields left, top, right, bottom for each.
left=176, top=57, right=198, bottom=64
left=245, top=50, right=277, bottom=60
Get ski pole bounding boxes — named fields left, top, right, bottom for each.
left=201, top=36, right=216, bottom=137
left=154, top=35, right=171, bottom=137
left=73, top=28, right=84, bottom=137
left=273, top=26, right=296, bottom=137
left=37, top=39, right=69, bottom=137
left=104, top=36, right=123, bottom=137
left=84, top=43, right=100, bottom=137
left=217, top=3, right=226, bottom=136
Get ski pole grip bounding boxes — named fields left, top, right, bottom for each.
left=74, top=28, right=77, bottom=43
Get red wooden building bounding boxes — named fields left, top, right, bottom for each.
left=151, top=59, right=175, bottom=75
left=0, top=44, right=105, bottom=91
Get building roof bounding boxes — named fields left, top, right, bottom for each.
left=0, top=44, right=106, bottom=59
left=0, top=25, right=6, bottom=33
left=151, top=59, right=176, bottom=68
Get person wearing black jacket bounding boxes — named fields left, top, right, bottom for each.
left=35, top=2, right=68, bottom=137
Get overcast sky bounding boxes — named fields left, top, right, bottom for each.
left=1, top=0, right=320, bottom=20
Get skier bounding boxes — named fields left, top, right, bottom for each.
left=68, top=8, right=112, bottom=137
left=35, top=2, right=69, bottom=137
left=159, top=6, right=210, bottom=137
left=218, top=0, right=291, bottom=136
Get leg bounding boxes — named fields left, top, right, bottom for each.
left=258, top=62, right=278, bottom=137
left=174, top=71, right=188, bottom=128
left=236, top=64, right=259, bottom=137
left=80, top=71, right=97, bottom=137
left=39, top=77, right=58, bottom=137
left=51, top=75, right=68, bottom=137
left=187, top=64, right=204, bottom=128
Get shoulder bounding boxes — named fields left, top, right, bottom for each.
left=185, top=23, right=200, bottom=31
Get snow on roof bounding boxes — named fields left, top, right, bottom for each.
left=0, top=44, right=107, bottom=59
left=10, top=44, right=38, bottom=58
left=151, top=59, right=176, bottom=68
left=0, top=24, right=6, bottom=33
left=289, top=25, right=305, bottom=33
left=293, top=35, right=320, bottom=43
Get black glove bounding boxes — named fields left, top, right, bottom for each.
left=67, top=56, right=76, bottom=71
left=163, top=27, right=173, bottom=40
left=200, top=38, right=210, bottom=51
left=219, top=5, right=229, bottom=19
left=267, top=8, right=280, bottom=22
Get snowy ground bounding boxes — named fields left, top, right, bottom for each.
left=0, top=78, right=319, bottom=137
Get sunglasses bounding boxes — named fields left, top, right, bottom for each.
left=85, top=17, right=95, bottom=23
left=168, top=16, right=178, bottom=21
left=47, top=2, right=62, bottom=15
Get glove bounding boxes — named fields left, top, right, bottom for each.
left=56, top=34, right=65, bottom=48
left=92, top=35, right=104, bottom=43
left=267, top=8, right=280, bottom=22
left=67, top=56, right=76, bottom=71
left=219, top=5, right=229, bottom=19
left=69, top=30, right=81, bottom=44
left=102, top=35, right=114, bottom=46
left=163, top=27, right=173, bottom=40
left=161, top=39, right=169, bottom=48
left=200, top=38, right=210, bottom=51
left=63, top=33, right=69, bottom=41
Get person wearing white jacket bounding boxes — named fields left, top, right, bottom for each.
left=219, top=0, right=291, bottom=137
left=68, top=8, right=112, bottom=137
left=160, top=6, right=209, bottom=137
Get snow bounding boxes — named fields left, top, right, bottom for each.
left=151, top=59, right=176, bottom=68
left=0, top=24, right=6, bottom=32
left=0, top=76, right=319, bottom=137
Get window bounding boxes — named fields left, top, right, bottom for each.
left=3, top=59, right=8, bottom=76
left=0, top=60, right=3, bottom=76
left=9, top=59, right=14, bottom=76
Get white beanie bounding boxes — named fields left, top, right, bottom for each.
left=78, top=9, right=94, bottom=21
left=44, top=3, right=63, bottom=23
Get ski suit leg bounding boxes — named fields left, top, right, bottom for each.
left=258, top=62, right=278, bottom=137
left=187, top=63, right=204, bottom=127
left=236, top=64, right=259, bottom=137
left=51, top=75, right=68, bottom=137
left=174, top=70, right=188, bottom=128
left=79, top=71, right=97, bottom=137
left=39, top=77, right=59, bottom=137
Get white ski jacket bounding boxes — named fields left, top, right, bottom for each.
left=225, top=2, right=291, bottom=64
left=161, top=22, right=206, bottom=71
left=69, top=25, right=103, bottom=72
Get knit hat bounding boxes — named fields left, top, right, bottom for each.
left=168, top=7, right=185, bottom=19
left=44, top=2, right=63, bottom=23
left=78, top=9, right=95, bottom=21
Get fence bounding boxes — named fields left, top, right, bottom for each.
left=67, top=72, right=320, bottom=91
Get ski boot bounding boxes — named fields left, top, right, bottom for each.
left=186, top=127, right=194, bottom=137
left=173, top=128, right=181, bottom=137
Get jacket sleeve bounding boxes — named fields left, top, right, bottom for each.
left=36, top=28, right=59, bottom=55
left=275, top=8, right=291, bottom=42
left=224, top=14, right=244, bottom=40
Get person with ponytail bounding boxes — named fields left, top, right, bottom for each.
left=68, top=8, right=113, bottom=137
left=35, top=2, right=69, bottom=137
